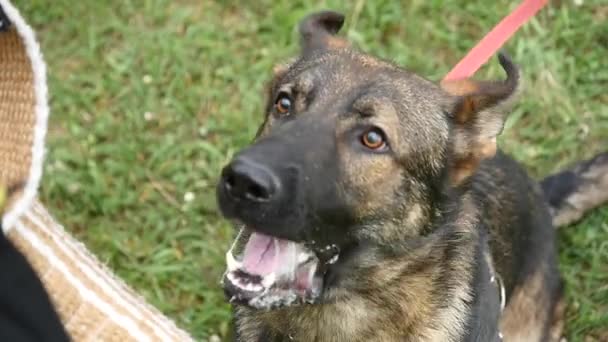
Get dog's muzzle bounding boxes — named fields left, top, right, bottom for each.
left=216, top=130, right=343, bottom=309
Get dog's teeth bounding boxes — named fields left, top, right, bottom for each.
left=225, top=250, right=243, bottom=271
left=327, top=254, right=339, bottom=265
left=262, top=272, right=276, bottom=287
left=244, top=282, right=263, bottom=292
left=226, top=271, right=265, bottom=293
left=297, top=251, right=313, bottom=263
left=306, top=262, right=318, bottom=286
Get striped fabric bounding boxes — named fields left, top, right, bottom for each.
left=9, top=202, right=195, bottom=341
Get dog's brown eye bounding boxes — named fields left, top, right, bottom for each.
left=361, top=128, right=387, bottom=150
left=275, top=95, right=292, bottom=114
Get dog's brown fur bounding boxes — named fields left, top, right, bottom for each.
left=220, top=11, right=608, bottom=342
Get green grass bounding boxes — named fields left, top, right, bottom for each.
left=14, top=0, right=608, bottom=340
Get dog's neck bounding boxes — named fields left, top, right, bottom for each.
left=234, top=195, right=504, bottom=342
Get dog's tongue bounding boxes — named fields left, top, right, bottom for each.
left=242, top=232, right=290, bottom=276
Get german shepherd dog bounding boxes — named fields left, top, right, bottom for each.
left=216, top=11, right=608, bottom=342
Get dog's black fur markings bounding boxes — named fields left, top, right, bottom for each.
left=540, top=151, right=608, bottom=227
left=217, top=10, right=608, bottom=342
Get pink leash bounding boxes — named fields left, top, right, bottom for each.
left=443, top=0, right=548, bottom=81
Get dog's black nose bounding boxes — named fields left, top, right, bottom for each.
left=221, top=157, right=279, bottom=203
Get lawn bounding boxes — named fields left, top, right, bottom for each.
left=14, top=0, right=608, bottom=340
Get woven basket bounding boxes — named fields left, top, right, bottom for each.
left=0, top=1, right=195, bottom=340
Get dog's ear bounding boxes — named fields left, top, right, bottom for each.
left=299, top=10, right=348, bottom=54
left=441, top=52, right=520, bottom=186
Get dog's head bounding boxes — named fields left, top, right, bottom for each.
left=217, top=10, right=519, bottom=309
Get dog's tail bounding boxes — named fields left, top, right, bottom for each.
left=540, top=151, right=608, bottom=228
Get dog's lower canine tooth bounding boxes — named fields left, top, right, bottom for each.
left=261, top=272, right=276, bottom=288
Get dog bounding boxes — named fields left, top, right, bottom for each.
left=216, top=11, right=608, bottom=342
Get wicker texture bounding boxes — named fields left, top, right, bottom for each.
left=0, top=1, right=196, bottom=340
left=0, top=26, right=33, bottom=213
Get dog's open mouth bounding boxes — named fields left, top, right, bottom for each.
left=222, top=227, right=339, bottom=310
